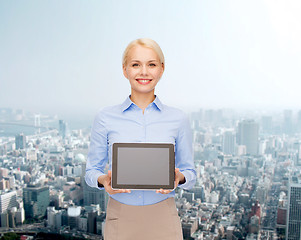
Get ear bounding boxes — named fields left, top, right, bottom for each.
left=160, top=63, right=165, bottom=78
left=122, top=64, right=128, bottom=79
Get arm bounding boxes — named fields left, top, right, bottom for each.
left=85, top=111, right=131, bottom=194
left=85, top=111, right=108, bottom=189
left=157, top=113, right=196, bottom=194
left=175, top=114, right=196, bottom=190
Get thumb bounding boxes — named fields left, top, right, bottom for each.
left=175, top=168, right=180, bottom=174
left=108, top=170, right=112, bottom=178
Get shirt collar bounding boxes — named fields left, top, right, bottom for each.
left=121, top=95, right=164, bottom=112
left=153, top=95, right=163, bottom=111
left=120, top=96, right=133, bottom=112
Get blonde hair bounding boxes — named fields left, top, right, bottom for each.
left=122, top=38, right=165, bottom=67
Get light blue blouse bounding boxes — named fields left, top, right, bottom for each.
left=85, top=96, right=196, bottom=206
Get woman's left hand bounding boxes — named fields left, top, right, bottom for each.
left=156, top=168, right=185, bottom=194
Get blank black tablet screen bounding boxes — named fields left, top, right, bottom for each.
left=117, top=147, right=169, bottom=185
left=112, top=143, right=175, bottom=189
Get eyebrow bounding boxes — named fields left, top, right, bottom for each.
left=130, top=59, right=159, bottom=62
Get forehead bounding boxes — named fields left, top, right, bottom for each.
left=127, top=45, right=159, bottom=61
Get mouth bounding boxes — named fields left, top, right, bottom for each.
left=136, top=79, right=152, bottom=85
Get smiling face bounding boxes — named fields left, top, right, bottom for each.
left=123, top=45, right=164, bottom=97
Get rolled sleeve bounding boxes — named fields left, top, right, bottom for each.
left=85, top=111, right=108, bottom=189
left=175, top=114, right=196, bottom=190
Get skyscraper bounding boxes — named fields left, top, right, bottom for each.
left=237, top=120, right=259, bottom=155
left=34, top=114, right=41, bottom=134
left=0, top=190, right=18, bottom=213
left=23, top=185, right=50, bottom=219
left=83, top=183, right=108, bottom=212
left=222, top=131, right=236, bottom=155
left=286, top=180, right=301, bottom=240
left=283, top=110, right=293, bottom=135
left=297, top=110, right=301, bottom=133
left=15, top=133, right=26, bottom=150
left=81, top=158, right=108, bottom=211
left=59, top=120, right=68, bottom=138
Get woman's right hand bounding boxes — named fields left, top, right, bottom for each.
left=97, top=170, right=131, bottom=195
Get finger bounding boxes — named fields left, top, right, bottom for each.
left=113, top=189, right=125, bottom=194
left=115, top=189, right=131, bottom=194
left=109, top=188, right=131, bottom=194
left=156, top=189, right=171, bottom=194
left=156, top=188, right=163, bottom=193
left=175, top=168, right=180, bottom=181
left=108, top=170, right=112, bottom=178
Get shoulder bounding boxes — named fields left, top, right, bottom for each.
left=94, top=103, right=122, bottom=121
left=162, top=103, right=189, bottom=122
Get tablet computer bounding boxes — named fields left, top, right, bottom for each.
left=112, top=143, right=175, bottom=190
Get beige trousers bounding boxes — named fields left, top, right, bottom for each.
left=104, top=197, right=183, bottom=240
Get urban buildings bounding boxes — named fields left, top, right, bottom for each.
left=1, top=107, right=301, bottom=239
left=23, top=185, right=50, bottom=219
left=15, top=133, right=26, bottom=150
left=59, top=120, right=68, bottom=138
left=237, top=119, right=259, bottom=155
left=222, top=130, right=236, bottom=155
left=286, top=180, right=301, bottom=240
left=0, top=190, right=18, bottom=213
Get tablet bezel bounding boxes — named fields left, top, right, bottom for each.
left=112, top=143, right=175, bottom=190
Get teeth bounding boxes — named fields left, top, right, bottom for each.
left=138, top=80, right=150, bottom=83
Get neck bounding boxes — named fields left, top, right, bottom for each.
left=130, top=91, right=155, bottom=112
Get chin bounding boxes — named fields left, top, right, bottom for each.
left=132, top=88, right=155, bottom=95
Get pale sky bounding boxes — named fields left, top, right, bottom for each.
left=1, top=0, right=301, bottom=118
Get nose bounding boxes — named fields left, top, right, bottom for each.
left=140, top=65, right=147, bottom=75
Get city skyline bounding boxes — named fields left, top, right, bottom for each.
left=1, top=104, right=301, bottom=238
left=1, top=1, right=301, bottom=117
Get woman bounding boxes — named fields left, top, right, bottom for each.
left=85, top=38, right=196, bottom=240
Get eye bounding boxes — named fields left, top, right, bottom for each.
left=132, top=63, right=139, bottom=67
left=149, top=63, right=156, bottom=67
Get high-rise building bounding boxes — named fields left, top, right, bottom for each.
left=237, top=120, right=259, bottom=155
left=286, top=180, right=301, bottom=240
left=15, top=133, right=26, bottom=150
left=182, top=218, right=198, bottom=239
left=83, top=184, right=108, bottom=212
left=15, top=207, right=25, bottom=225
left=222, top=131, right=236, bottom=155
left=0, top=179, right=7, bottom=190
left=191, top=110, right=203, bottom=130
left=283, top=110, right=293, bottom=135
left=250, top=201, right=261, bottom=223
left=34, top=114, right=41, bottom=134
left=297, top=110, right=301, bottom=133
left=78, top=216, right=88, bottom=232
left=0, top=168, right=8, bottom=178
left=23, top=185, right=49, bottom=219
left=67, top=206, right=81, bottom=229
left=8, top=208, right=16, bottom=228
left=47, top=207, right=56, bottom=228
left=59, top=120, right=68, bottom=138
left=88, top=210, right=97, bottom=234
left=0, top=212, right=9, bottom=228
left=0, top=191, right=18, bottom=213
left=82, top=160, right=108, bottom=212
